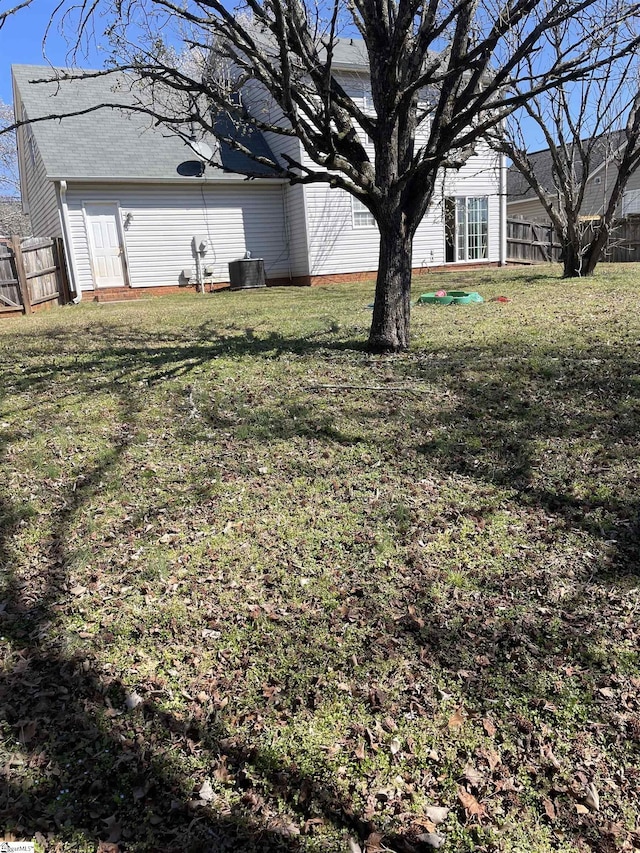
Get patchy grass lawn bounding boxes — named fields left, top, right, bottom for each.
left=1, top=264, right=639, bottom=853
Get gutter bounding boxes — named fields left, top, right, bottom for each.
left=47, top=175, right=288, bottom=186
left=56, top=180, right=82, bottom=303
left=331, top=62, right=369, bottom=73
left=281, top=184, right=292, bottom=282
left=506, top=197, right=538, bottom=207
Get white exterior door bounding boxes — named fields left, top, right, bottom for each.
left=85, top=203, right=127, bottom=288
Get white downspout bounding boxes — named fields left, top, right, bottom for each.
left=57, top=180, right=82, bottom=302
left=499, top=153, right=507, bottom=266
left=281, top=184, right=292, bottom=282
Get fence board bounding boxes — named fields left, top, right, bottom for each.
left=0, top=235, right=72, bottom=316
left=602, top=216, right=640, bottom=263
left=11, top=238, right=32, bottom=314
left=21, top=238, right=59, bottom=304
left=55, top=238, right=72, bottom=304
left=507, top=219, right=562, bottom=263
left=0, top=285, right=22, bottom=309
left=0, top=241, right=21, bottom=313
left=507, top=214, right=640, bottom=267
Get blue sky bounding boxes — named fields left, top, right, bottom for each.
left=0, top=0, right=105, bottom=104
left=1, top=3, right=550, bottom=148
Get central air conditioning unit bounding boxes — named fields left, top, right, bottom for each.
left=228, top=255, right=266, bottom=290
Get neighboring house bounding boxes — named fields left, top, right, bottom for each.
left=507, top=131, right=640, bottom=223
left=12, top=50, right=507, bottom=301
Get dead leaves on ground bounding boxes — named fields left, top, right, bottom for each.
left=447, top=706, right=466, bottom=731
left=4, top=289, right=640, bottom=852
left=457, top=787, right=486, bottom=823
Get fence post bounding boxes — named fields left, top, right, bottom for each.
left=54, top=237, right=72, bottom=304
left=10, top=235, right=31, bottom=315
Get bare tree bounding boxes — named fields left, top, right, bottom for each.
left=497, top=40, right=640, bottom=277
left=0, top=99, right=20, bottom=197
left=9, top=0, right=640, bottom=348
left=0, top=198, right=31, bottom=237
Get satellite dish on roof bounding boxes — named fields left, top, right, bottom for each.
left=190, top=139, right=213, bottom=163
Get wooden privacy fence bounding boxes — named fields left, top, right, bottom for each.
left=0, top=235, right=72, bottom=316
left=506, top=214, right=640, bottom=266
left=597, top=216, right=640, bottom=263
left=506, top=218, right=562, bottom=264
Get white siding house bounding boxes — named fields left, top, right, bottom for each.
left=62, top=183, right=291, bottom=292
left=12, top=50, right=506, bottom=300
left=15, top=105, right=61, bottom=238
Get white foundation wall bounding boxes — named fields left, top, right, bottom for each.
left=65, top=182, right=290, bottom=290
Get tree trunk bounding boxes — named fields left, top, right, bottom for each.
left=367, top=217, right=413, bottom=353
left=562, top=238, right=584, bottom=278
left=581, top=225, right=610, bottom=276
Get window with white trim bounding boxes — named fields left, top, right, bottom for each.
left=352, top=197, right=375, bottom=228
left=445, top=196, right=488, bottom=262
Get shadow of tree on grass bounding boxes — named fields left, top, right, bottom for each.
left=1, top=314, right=639, bottom=851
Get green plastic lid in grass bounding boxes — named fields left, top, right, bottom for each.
left=447, top=291, right=473, bottom=304
left=418, top=290, right=484, bottom=306
left=417, top=292, right=454, bottom=305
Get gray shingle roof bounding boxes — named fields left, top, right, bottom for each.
left=326, top=36, right=439, bottom=71
left=507, top=130, right=627, bottom=202
left=245, top=30, right=372, bottom=70
left=329, top=38, right=371, bottom=70
left=12, top=64, right=279, bottom=182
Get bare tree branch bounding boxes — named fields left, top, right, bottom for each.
left=493, top=37, right=640, bottom=277
left=0, top=99, right=20, bottom=196
left=0, top=0, right=31, bottom=31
